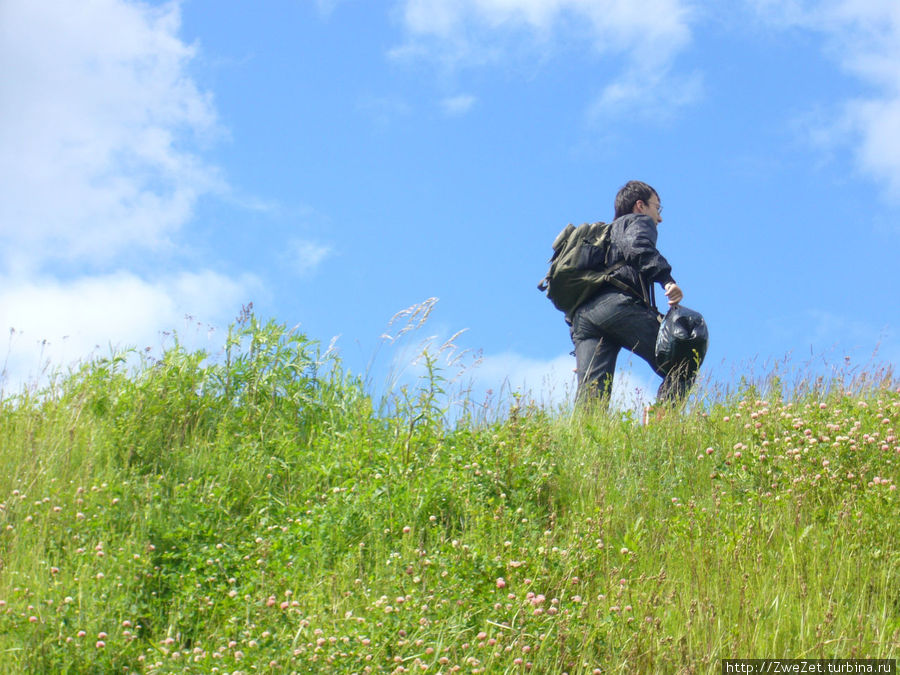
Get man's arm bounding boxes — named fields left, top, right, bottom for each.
left=622, top=216, right=673, bottom=281
left=621, top=215, right=683, bottom=305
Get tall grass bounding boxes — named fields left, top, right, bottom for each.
left=0, top=312, right=897, bottom=673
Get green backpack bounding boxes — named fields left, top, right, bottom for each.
left=537, top=221, right=630, bottom=321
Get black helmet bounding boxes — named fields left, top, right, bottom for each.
left=655, top=305, right=708, bottom=375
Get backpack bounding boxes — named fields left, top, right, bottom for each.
left=537, top=221, right=630, bottom=321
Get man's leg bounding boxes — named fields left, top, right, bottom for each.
left=574, top=335, right=619, bottom=403
left=656, top=359, right=698, bottom=403
left=615, top=307, right=696, bottom=405
left=576, top=293, right=697, bottom=407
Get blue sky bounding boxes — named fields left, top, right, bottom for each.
left=2, top=0, right=899, bottom=409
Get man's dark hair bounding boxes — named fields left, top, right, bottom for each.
left=614, top=180, right=658, bottom=219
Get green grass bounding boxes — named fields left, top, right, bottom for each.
left=0, top=313, right=897, bottom=674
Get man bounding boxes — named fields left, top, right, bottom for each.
left=570, top=180, right=696, bottom=405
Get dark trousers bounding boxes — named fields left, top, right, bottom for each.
left=571, top=290, right=695, bottom=405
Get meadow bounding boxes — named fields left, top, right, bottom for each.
left=0, top=311, right=897, bottom=674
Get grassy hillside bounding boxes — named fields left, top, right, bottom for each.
left=1, top=315, right=897, bottom=673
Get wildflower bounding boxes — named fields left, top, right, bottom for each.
left=496, top=577, right=506, bottom=589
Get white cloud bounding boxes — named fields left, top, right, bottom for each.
left=357, top=95, right=413, bottom=127
left=588, top=69, right=703, bottom=121
left=289, top=240, right=333, bottom=275
left=312, top=0, right=345, bottom=15
left=467, top=350, right=655, bottom=412
left=369, top=298, right=655, bottom=413
left=441, top=94, right=477, bottom=116
left=803, top=309, right=896, bottom=364
left=748, top=0, right=900, bottom=198
left=471, top=351, right=576, bottom=407
left=0, top=271, right=258, bottom=391
left=395, top=0, right=695, bottom=115
left=758, top=307, right=899, bottom=381
left=846, top=96, right=900, bottom=197
left=0, top=0, right=223, bottom=272
left=401, top=0, right=691, bottom=54
left=0, top=0, right=257, bottom=392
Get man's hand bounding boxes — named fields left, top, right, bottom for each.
left=664, top=282, right=683, bottom=306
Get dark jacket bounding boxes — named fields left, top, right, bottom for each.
left=605, top=213, right=675, bottom=306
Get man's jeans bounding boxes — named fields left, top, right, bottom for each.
left=571, top=290, right=695, bottom=404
